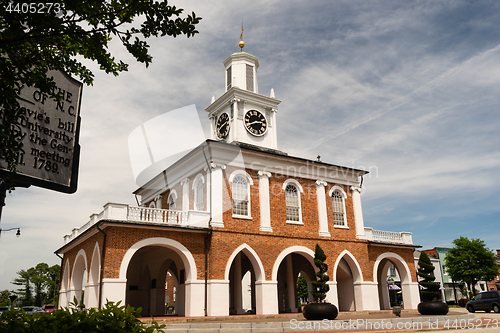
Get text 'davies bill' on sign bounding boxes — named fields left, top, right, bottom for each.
left=0, top=70, right=83, bottom=193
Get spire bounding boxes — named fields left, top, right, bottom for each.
left=239, top=22, right=245, bottom=51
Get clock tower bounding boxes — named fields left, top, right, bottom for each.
left=206, top=46, right=281, bottom=151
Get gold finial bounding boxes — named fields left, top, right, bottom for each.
left=239, top=22, right=244, bottom=51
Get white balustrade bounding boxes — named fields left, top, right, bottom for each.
left=63, top=203, right=210, bottom=244
left=364, top=227, right=413, bottom=245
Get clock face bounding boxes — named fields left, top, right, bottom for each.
left=216, top=113, right=230, bottom=139
left=244, top=110, right=267, bottom=136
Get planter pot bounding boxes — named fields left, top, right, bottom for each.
left=417, top=301, right=449, bottom=315
left=302, top=302, right=338, bottom=320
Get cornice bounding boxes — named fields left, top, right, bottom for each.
left=205, top=87, right=281, bottom=117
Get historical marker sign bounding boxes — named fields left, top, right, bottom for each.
left=0, top=70, right=83, bottom=193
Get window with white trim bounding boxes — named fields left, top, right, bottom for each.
left=167, top=192, right=177, bottom=210
left=195, top=179, right=204, bottom=211
left=331, top=190, right=346, bottom=226
left=232, top=175, right=249, bottom=216
left=285, top=184, right=300, bottom=222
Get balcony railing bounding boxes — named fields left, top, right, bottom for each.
left=63, top=203, right=210, bottom=244
left=364, top=227, right=413, bottom=245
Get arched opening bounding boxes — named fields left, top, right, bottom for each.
left=276, top=253, right=316, bottom=313
left=228, top=252, right=256, bottom=314
left=125, top=246, right=187, bottom=317
left=87, top=243, right=100, bottom=308
left=333, top=251, right=363, bottom=312
left=374, top=253, right=417, bottom=310
left=70, top=252, right=87, bottom=306
left=164, top=269, right=178, bottom=315
left=59, top=260, right=70, bottom=308
left=336, top=258, right=355, bottom=311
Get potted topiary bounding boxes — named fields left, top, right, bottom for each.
left=302, top=244, right=338, bottom=320
left=417, top=251, right=448, bottom=315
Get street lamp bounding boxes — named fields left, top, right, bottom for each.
left=0, top=227, right=21, bottom=237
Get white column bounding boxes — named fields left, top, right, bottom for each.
left=326, top=281, right=338, bottom=307
left=353, top=281, right=380, bottom=310
left=351, top=186, right=366, bottom=239
left=100, top=278, right=127, bottom=305
left=85, top=282, right=99, bottom=308
left=286, top=255, right=297, bottom=312
left=210, top=163, right=225, bottom=228
left=316, top=180, right=330, bottom=237
left=234, top=253, right=244, bottom=314
left=255, top=281, right=278, bottom=315
left=401, top=281, right=420, bottom=310
left=184, top=280, right=205, bottom=316
left=58, top=289, right=68, bottom=308
left=207, top=280, right=230, bottom=316
left=182, top=178, right=190, bottom=211
left=258, top=171, right=272, bottom=232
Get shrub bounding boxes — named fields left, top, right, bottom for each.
left=311, top=244, right=330, bottom=303
left=0, top=298, right=165, bottom=333
left=417, top=251, right=440, bottom=301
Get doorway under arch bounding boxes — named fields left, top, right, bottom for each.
left=125, top=246, right=187, bottom=316
left=273, top=248, right=316, bottom=314
left=374, top=252, right=417, bottom=310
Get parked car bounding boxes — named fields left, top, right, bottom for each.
left=22, top=306, right=45, bottom=315
left=43, top=304, right=57, bottom=313
left=466, top=290, right=500, bottom=313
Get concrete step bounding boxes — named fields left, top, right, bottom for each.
left=155, top=313, right=475, bottom=333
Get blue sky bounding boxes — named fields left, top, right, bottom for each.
left=1, top=0, right=499, bottom=289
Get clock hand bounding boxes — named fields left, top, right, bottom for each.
left=247, top=121, right=262, bottom=125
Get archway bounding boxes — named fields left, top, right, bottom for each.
left=333, top=250, right=363, bottom=312
left=125, top=246, right=186, bottom=317
left=374, top=252, right=418, bottom=310
left=119, top=237, right=200, bottom=317
left=225, top=244, right=265, bottom=315
left=86, top=242, right=100, bottom=308
left=59, top=259, right=71, bottom=308
left=272, top=247, right=316, bottom=314
left=228, top=251, right=255, bottom=314
left=70, top=249, right=88, bottom=306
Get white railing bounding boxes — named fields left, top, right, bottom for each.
left=128, top=206, right=188, bottom=225
left=364, top=227, right=413, bottom=245
left=63, top=203, right=210, bottom=244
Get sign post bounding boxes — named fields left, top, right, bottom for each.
left=0, top=70, right=83, bottom=220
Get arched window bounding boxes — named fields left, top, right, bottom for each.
left=167, top=192, right=177, bottom=210
left=285, top=184, right=300, bottom=222
left=331, top=190, right=346, bottom=227
left=195, top=179, right=204, bottom=211
left=232, top=175, right=249, bottom=216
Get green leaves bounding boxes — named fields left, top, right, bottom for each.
left=311, top=244, right=330, bottom=303
left=444, top=237, right=498, bottom=296
left=0, top=0, right=201, bottom=172
left=0, top=299, right=165, bottom=333
left=11, top=263, right=60, bottom=306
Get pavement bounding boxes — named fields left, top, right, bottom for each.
left=140, top=307, right=500, bottom=333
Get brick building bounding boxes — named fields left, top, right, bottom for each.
left=56, top=49, right=420, bottom=317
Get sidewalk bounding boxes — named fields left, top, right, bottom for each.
left=141, top=308, right=488, bottom=333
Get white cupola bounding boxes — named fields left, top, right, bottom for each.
left=206, top=43, right=281, bottom=151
